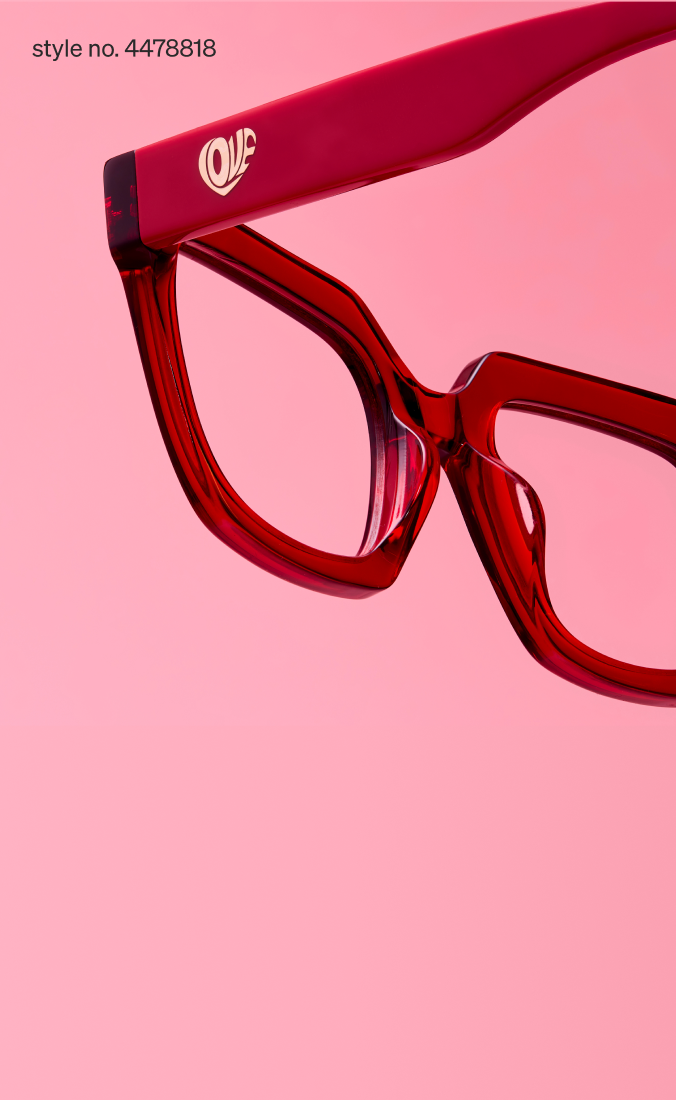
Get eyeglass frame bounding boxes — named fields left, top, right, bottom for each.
left=104, top=2, right=676, bottom=706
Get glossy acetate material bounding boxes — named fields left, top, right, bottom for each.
left=495, top=409, right=676, bottom=669
left=176, top=251, right=372, bottom=556
left=445, top=352, right=676, bottom=705
left=133, top=5, right=676, bottom=248
left=108, top=6, right=676, bottom=705
left=178, top=229, right=430, bottom=567
left=121, top=213, right=676, bottom=704
left=120, top=226, right=439, bottom=599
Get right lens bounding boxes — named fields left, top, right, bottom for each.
left=176, top=250, right=373, bottom=557
left=495, top=407, right=676, bottom=668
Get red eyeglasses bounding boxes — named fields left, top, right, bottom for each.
left=104, top=2, right=676, bottom=707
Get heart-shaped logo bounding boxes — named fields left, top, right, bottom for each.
left=198, top=128, right=257, bottom=196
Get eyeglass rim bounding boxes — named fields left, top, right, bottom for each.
left=118, top=222, right=676, bottom=705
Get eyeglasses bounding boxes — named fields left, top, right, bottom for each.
left=104, top=2, right=676, bottom=706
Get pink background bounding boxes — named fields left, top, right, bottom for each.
left=2, top=2, right=676, bottom=1096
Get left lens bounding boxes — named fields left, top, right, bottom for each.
left=495, top=407, right=676, bottom=669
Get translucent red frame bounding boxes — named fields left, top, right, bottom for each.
left=105, top=3, right=676, bottom=706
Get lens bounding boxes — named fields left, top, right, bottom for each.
left=495, top=408, right=676, bottom=668
left=176, top=251, right=372, bottom=556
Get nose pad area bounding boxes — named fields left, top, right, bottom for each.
left=389, top=417, right=427, bottom=531
left=360, top=414, right=427, bottom=555
left=515, top=480, right=536, bottom=533
left=491, top=459, right=547, bottom=593
left=446, top=439, right=548, bottom=612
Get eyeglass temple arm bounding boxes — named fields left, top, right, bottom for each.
left=114, top=2, right=676, bottom=253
